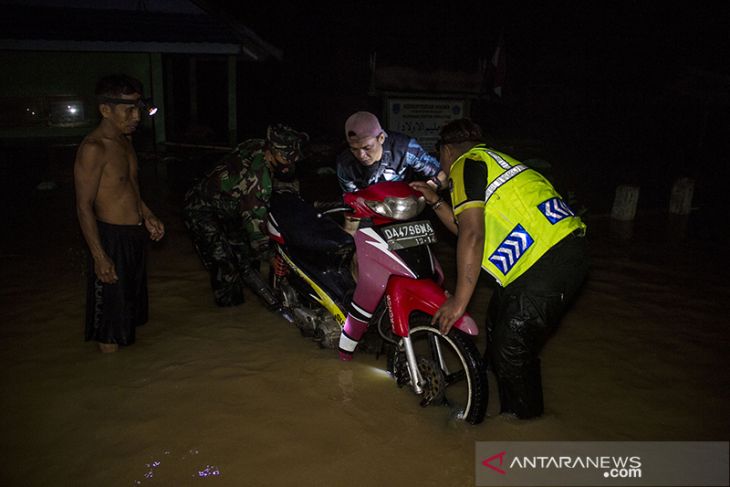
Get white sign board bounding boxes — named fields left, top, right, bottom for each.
left=385, top=98, right=466, bottom=152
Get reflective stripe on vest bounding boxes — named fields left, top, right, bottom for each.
left=485, top=163, right=528, bottom=204
left=486, top=150, right=513, bottom=170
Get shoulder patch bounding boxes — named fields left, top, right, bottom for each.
left=538, top=197, right=575, bottom=224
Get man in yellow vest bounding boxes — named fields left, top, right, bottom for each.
left=410, top=118, right=589, bottom=419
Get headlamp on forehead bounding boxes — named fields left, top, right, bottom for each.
left=98, top=96, right=158, bottom=116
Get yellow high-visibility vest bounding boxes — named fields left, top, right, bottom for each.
left=450, top=145, right=586, bottom=287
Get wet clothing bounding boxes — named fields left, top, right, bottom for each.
left=85, top=220, right=148, bottom=345
left=336, top=131, right=441, bottom=193
left=182, top=139, right=278, bottom=307
left=338, top=299, right=370, bottom=357
left=449, top=145, right=589, bottom=419
left=486, top=231, right=588, bottom=418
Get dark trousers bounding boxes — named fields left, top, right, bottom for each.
left=183, top=205, right=253, bottom=307
left=182, top=197, right=278, bottom=309
left=486, top=233, right=589, bottom=418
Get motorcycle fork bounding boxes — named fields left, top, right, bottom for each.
left=401, top=332, right=449, bottom=395
left=376, top=299, right=425, bottom=394
left=401, top=335, right=424, bottom=395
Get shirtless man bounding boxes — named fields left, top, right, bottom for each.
left=74, top=74, right=164, bottom=353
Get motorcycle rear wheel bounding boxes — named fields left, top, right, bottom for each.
left=388, top=312, right=488, bottom=425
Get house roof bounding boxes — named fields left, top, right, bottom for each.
left=0, top=3, right=281, bottom=60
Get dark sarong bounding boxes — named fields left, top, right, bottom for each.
left=85, top=221, right=148, bottom=345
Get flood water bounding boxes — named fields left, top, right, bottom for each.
left=1, top=166, right=728, bottom=487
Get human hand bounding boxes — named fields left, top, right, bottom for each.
left=94, top=253, right=118, bottom=284
left=409, top=181, right=440, bottom=205
left=431, top=294, right=467, bottom=335
left=425, top=170, right=447, bottom=190
left=342, top=215, right=360, bottom=235
left=144, top=214, right=165, bottom=241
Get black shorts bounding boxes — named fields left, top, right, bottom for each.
left=85, top=221, right=148, bottom=345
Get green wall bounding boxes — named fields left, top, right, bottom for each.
left=0, top=50, right=165, bottom=149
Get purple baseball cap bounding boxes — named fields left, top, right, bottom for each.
left=344, top=111, right=386, bottom=143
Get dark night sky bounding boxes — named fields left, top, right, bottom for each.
left=10, top=0, right=722, bottom=221
left=209, top=2, right=729, bottom=229
left=219, top=2, right=729, bottom=85
left=209, top=2, right=730, bottom=151
left=0, top=1, right=727, bottom=237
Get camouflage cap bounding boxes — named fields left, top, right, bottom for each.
left=266, top=123, right=308, bottom=162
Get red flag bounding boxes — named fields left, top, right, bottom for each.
left=491, top=34, right=506, bottom=97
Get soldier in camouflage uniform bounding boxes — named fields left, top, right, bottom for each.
left=182, top=124, right=307, bottom=314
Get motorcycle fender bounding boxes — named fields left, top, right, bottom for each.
left=384, top=275, right=479, bottom=337
left=266, top=218, right=285, bottom=245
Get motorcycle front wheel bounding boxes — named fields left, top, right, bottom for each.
left=388, top=312, right=488, bottom=425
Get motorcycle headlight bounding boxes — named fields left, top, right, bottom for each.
left=365, top=195, right=425, bottom=220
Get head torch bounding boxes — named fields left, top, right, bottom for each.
left=98, top=96, right=158, bottom=116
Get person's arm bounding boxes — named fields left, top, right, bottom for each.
left=129, top=151, right=164, bottom=241
left=342, top=214, right=361, bottom=235
left=140, top=200, right=164, bottom=241
left=429, top=169, right=448, bottom=190
left=336, top=158, right=359, bottom=194
left=405, top=138, right=444, bottom=188
left=430, top=157, right=488, bottom=333
left=409, top=181, right=458, bottom=234
left=334, top=154, right=362, bottom=233
left=432, top=206, right=485, bottom=334
left=74, top=141, right=118, bottom=283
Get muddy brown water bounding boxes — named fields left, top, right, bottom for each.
left=1, top=169, right=728, bottom=486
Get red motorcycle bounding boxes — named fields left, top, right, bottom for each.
left=267, top=181, right=488, bottom=424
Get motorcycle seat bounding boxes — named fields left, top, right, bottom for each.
left=269, top=191, right=354, bottom=254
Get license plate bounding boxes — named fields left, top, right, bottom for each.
left=381, top=220, right=437, bottom=250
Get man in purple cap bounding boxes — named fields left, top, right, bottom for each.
left=336, top=112, right=445, bottom=228
left=335, top=111, right=445, bottom=360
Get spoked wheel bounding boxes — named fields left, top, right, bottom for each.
left=388, top=312, right=488, bottom=424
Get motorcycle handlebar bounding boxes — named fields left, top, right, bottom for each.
left=316, top=206, right=351, bottom=218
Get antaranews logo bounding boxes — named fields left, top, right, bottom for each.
left=476, top=441, right=728, bottom=487
left=508, top=455, right=642, bottom=479
left=481, top=451, right=507, bottom=475
left=481, top=450, right=642, bottom=479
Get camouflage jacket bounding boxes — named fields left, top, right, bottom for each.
left=188, top=139, right=273, bottom=216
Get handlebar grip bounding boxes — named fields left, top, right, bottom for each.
left=316, top=206, right=351, bottom=218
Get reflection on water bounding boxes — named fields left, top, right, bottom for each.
left=196, top=465, right=222, bottom=478
left=133, top=449, right=220, bottom=484
left=1, top=174, right=729, bottom=486
left=338, top=369, right=355, bottom=403
left=363, top=365, right=392, bottom=380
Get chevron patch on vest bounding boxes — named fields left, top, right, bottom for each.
left=488, top=224, right=534, bottom=275
left=538, top=197, right=575, bottom=224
